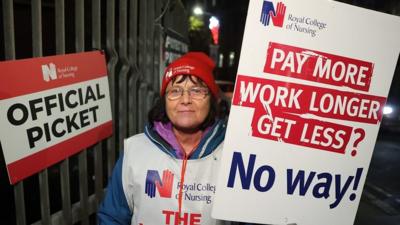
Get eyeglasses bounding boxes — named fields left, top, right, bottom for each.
left=166, top=86, right=209, bottom=100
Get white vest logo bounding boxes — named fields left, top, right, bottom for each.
left=145, top=169, right=174, bottom=198
left=41, top=63, right=57, bottom=82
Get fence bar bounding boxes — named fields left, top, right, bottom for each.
left=138, top=0, right=147, bottom=69
left=75, top=0, right=84, bottom=52
left=145, top=0, right=157, bottom=112
left=148, top=0, right=155, bottom=90
left=153, top=0, right=161, bottom=92
left=137, top=0, right=148, bottom=133
left=141, top=0, right=148, bottom=81
left=78, top=152, right=89, bottom=225
left=32, top=1, right=52, bottom=224
left=32, top=0, right=43, bottom=57
left=2, top=0, right=16, bottom=60
left=54, top=1, right=73, bottom=224
left=54, top=1, right=73, bottom=223
left=60, top=160, right=72, bottom=225
left=106, top=0, right=117, bottom=176
left=3, top=1, right=25, bottom=224
left=144, top=0, right=154, bottom=116
left=118, top=0, right=129, bottom=151
left=138, top=82, right=147, bottom=133
left=129, top=0, right=139, bottom=66
left=74, top=0, right=89, bottom=224
left=128, top=0, right=139, bottom=135
left=14, top=182, right=26, bottom=225
left=39, top=171, right=51, bottom=225
left=91, top=0, right=104, bottom=212
left=94, top=142, right=103, bottom=206
left=55, top=0, right=65, bottom=54
left=92, top=0, right=101, bottom=49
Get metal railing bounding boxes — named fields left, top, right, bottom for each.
left=0, top=0, right=188, bottom=224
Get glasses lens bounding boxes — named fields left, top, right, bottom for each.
left=189, top=87, right=209, bottom=99
left=167, top=87, right=182, bottom=100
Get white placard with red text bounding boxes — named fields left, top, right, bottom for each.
left=0, top=51, right=112, bottom=184
left=212, top=0, right=400, bottom=225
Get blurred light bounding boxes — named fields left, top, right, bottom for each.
left=383, top=106, right=393, bottom=115
left=209, top=16, right=219, bottom=29
left=209, top=16, right=220, bottom=45
left=229, top=51, right=235, bottom=67
left=193, top=6, right=204, bottom=15
left=218, top=54, right=224, bottom=68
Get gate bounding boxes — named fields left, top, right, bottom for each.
left=0, top=0, right=189, bottom=224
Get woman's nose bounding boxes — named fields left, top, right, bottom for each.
left=180, top=90, right=192, bottom=104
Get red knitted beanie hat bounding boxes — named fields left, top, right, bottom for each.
left=160, top=52, right=218, bottom=97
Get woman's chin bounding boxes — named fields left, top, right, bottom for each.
left=173, top=122, right=202, bottom=132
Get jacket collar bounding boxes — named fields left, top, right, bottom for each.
left=144, top=119, right=226, bottom=159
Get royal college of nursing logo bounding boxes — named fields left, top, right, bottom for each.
left=166, top=68, right=173, bottom=78
left=41, top=63, right=58, bottom=82
left=145, top=169, right=174, bottom=198
left=41, top=62, right=78, bottom=82
left=260, top=1, right=286, bottom=28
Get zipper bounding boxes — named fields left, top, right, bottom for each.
left=177, top=140, right=200, bottom=217
left=178, top=153, right=188, bottom=217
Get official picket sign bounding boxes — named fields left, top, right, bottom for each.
left=212, top=1, right=400, bottom=225
left=0, top=51, right=112, bottom=184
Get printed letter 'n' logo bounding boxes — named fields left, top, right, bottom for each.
left=41, top=63, right=57, bottom=82
left=145, top=169, right=174, bottom=198
left=260, top=1, right=286, bottom=27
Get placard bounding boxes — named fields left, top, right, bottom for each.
left=212, top=1, right=400, bottom=224
left=0, top=51, right=112, bottom=184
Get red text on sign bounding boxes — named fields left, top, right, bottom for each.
left=233, top=75, right=385, bottom=124
left=162, top=210, right=201, bottom=225
left=252, top=108, right=352, bottom=154
left=263, top=42, right=373, bottom=91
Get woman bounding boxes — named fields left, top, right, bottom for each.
left=98, top=52, right=236, bottom=224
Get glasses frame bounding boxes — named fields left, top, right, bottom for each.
left=166, top=86, right=210, bottom=100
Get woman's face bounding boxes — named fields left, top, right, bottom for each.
left=165, top=75, right=211, bottom=132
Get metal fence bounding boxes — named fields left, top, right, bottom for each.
left=0, top=0, right=188, bottom=224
